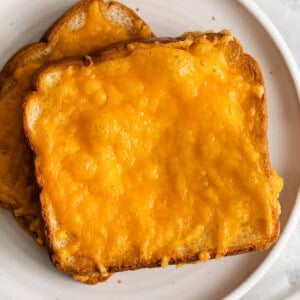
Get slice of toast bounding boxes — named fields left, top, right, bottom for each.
left=0, top=0, right=154, bottom=244
left=24, top=32, right=283, bottom=284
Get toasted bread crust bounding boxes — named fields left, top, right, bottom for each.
left=24, top=32, right=281, bottom=284
left=0, top=0, right=154, bottom=244
left=53, top=218, right=280, bottom=284
left=0, top=0, right=153, bottom=87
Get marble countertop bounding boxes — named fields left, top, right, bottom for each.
left=243, top=1, right=300, bottom=299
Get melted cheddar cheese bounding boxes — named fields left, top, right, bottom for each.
left=30, top=36, right=283, bottom=269
left=49, top=1, right=152, bottom=59
left=0, top=0, right=151, bottom=230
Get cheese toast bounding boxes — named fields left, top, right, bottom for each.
left=24, top=32, right=283, bottom=284
left=0, top=0, right=153, bottom=244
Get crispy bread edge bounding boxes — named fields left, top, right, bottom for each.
left=0, top=0, right=154, bottom=87
left=23, top=33, right=280, bottom=284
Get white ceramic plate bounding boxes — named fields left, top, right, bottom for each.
left=0, top=0, right=299, bottom=299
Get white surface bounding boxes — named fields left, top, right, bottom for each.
left=0, top=0, right=299, bottom=299
left=243, top=0, right=300, bottom=299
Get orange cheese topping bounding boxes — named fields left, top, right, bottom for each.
left=0, top=0, right=151, bottom=216
left=49, top=0, right=152, bottom=59
left=31, top=37, right=283, bottom=268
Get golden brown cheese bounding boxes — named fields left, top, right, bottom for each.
left=0, top=0, right=152, bottom=237
left=49, top=1, right=152, bottom=59
left=29, top=37, right=283, bottom=267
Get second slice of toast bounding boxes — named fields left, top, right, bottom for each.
left=0, top=0, right=153, bottom=244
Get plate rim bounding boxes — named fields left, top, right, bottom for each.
left=226, top=1, right=300, bottom=299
